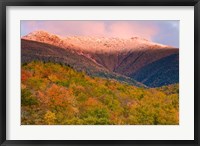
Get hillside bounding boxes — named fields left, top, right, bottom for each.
left=131, top=53, right=179, bottom=87
left=22, top=39, right=144, bottom=87
left=21, top=30, right=179, bottom=87
left=21, top=61, right=179, bottom=125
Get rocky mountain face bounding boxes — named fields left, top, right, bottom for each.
left=21, top=30, right=179, bottom=87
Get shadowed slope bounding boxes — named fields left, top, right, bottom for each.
left=131, top=53, right=179, bottom=87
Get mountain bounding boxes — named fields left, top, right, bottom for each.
left=22, top=30, right=171, bottom=52
left=21, top=39, right=144, bottom=87
left=22, top=30, right=179, bottom=87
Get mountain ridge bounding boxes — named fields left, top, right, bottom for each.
left=22, top=30, right=176, bottom=52
left=21, top=30, right=179, bottom=87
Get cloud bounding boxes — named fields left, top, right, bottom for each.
left=21, top=21, right=158, bottom=39
left=21, top=20, right=179, bottom=47
left=151, top=21, right=179, bottom=48
left=105, top=21, right=158, bottom=40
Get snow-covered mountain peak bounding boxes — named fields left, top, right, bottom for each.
left=22, top=30, right=174, bottom=52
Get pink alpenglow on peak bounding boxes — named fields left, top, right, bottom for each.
left=22, top=30, right=175, bottom=53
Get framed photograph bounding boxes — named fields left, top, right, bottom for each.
left=0, top=0, right=199, bottom=145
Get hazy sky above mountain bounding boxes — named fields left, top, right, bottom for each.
left=21, top=20, right=179, bottom=48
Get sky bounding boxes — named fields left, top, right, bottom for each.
left=21, top=20, right=179, bottom=48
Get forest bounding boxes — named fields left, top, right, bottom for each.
left=21, top=61, right=179, bottom=125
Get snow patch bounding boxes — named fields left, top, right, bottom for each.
left=22, top=30, right=174, bottom=53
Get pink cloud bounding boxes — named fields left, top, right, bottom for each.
left=105, top=22, right=158, bottom=40
left=80, top=22, right=106, bottom=37
left=21, top=20, right=179, bottom=47
left=21, top=21, right=159, bottom=40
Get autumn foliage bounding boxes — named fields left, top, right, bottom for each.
left=21, top=61, right=179, bottom=125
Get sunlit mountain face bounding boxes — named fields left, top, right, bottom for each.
left=22, top=30, right=179, bottom=87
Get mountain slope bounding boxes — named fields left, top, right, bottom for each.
left=131, top=53, right=179, bottom=87
left=22, top=30, right=179, bottom=87
left=89, top=48, right=178, bottom=76
left=22, top=39, right=144, bottom=87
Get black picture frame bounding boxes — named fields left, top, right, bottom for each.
left=0, top=0, right=199, bottom=145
